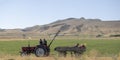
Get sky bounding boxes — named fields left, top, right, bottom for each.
left=0, top=0, right=120, bottom=29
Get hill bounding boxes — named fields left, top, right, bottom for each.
left=0, top=17, right=120, bottom=39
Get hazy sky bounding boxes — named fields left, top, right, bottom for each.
left=0, top=0, right=120, bottom=29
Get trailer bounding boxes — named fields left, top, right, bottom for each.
left=54, top=44, right=86, bottom=57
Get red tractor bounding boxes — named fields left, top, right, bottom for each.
left=20, top=44, right=50, bottom=57
left=20, top=31, right=60, bottom=57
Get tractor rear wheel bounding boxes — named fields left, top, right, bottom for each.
left=35, top=48, right=45, bottom=57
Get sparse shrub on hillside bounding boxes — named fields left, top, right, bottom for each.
left=110, top=34, right=120, bottom=37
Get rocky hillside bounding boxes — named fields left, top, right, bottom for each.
left=0, top=17, right=120, bottom=39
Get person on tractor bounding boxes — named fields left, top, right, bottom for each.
left=39, top=39, right=43, bottom=45
left=43, top=38, right=47, bottom=46
left=39, top=38, right=47, bottom=46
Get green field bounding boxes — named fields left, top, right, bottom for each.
left=0, top=38, right=120, bottom=56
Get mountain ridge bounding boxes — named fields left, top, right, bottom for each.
left=0, top=17, right=120, bottom=39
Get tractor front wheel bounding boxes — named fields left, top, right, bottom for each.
left=20, top=52, right=27, bottom=57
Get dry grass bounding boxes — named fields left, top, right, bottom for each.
left=0, top=55, right=78, bottom=60
left=0, top=53, right=120, bottom=60
left=0, top=56, right=120, bottom=60
left=0, top=50, right=120, bottom=60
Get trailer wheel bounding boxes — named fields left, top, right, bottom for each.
left=35, top=48, right=45, bottom=57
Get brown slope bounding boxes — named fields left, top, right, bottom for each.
left=0, top=17, right=120, bottom=39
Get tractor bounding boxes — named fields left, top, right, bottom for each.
left=20, top=30, right=60, bottom=57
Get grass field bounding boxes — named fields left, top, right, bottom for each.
left=0, top=38, right=120, bottom=56
left=0, top=38, right=120, bottom=60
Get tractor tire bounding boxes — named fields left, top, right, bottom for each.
left=20, top=52, right=27, bottom=57
left=35, top=48, right=45, bottom=57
